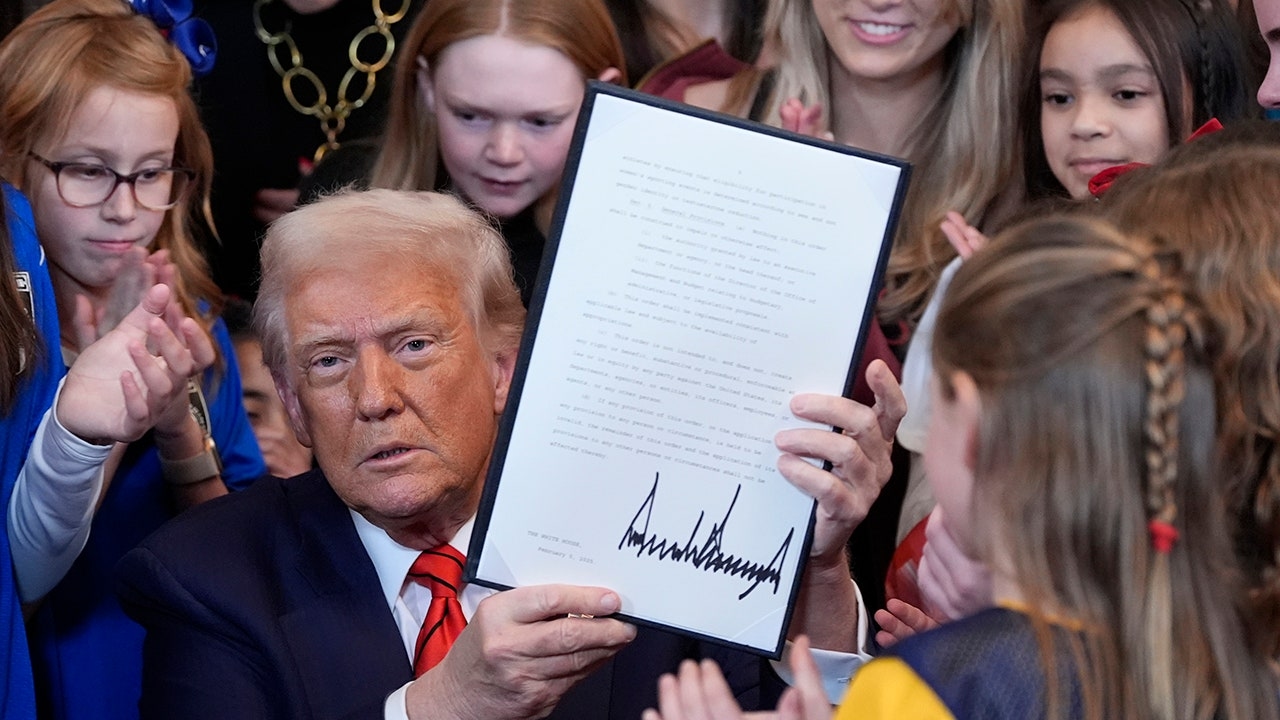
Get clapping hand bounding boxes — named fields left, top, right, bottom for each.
left=780, top=98, right=834, bottom=142
left=940, top=211, right=987, bottom=260
left=58, top=283, right=215, bottom=445
left=642, top=636, right=832, bottom=720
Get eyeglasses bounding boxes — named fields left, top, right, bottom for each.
left=28, top=152, right=195, bottom=211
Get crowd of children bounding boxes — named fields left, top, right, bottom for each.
left=2, top=0, right=1279, bottom=718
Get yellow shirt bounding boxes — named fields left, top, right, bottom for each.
left=835, top=656, right=955, bottom=720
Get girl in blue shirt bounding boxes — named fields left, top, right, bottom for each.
left=0, top=1, right=267, bottom=717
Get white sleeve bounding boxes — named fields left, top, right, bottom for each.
left=769, top=579, right=873, bottom=705
left=384, top=683, right=412, bottom=720
left=896, top=256, right=965, bottom=454
left=7, top=380, right=110, bottom=603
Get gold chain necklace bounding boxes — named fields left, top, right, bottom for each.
left=252, top=0, right=411, bottom=162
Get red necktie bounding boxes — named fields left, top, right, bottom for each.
left=408, top=544, right=467, bottom=676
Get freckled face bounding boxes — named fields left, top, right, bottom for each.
left=811, top=0, right=961, bottom=88
left=26, top=85, right=178, bottom=297
left=425, top=34, right=587, bottom=220
left=278, top=255, right=514, bottom=546
left=1038, top=4, right=1170, bottom=198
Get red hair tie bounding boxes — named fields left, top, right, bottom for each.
left=1148, top=519, right=1180, bottom=554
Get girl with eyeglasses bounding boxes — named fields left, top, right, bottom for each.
left=0, top=1, right=266, bottom=717
left=0, top=163, right=216, bottom=720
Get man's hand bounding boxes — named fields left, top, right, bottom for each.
left=773, top=359, right=906, bottom=652
left=59, top=283, right=216, bottom=445
left=406, top=585, right=636, bottom=720
left=775, top=359, right=906, bottom=566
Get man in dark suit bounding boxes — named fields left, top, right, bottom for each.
left=117, top=189, right=906, bottom=719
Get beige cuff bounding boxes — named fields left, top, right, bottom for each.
left=160, top=438, right=222, bottom=485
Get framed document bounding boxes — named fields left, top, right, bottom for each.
left=467, top=82, right=910, bottom=657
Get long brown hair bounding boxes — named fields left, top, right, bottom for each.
left=0, top=197, right=40, bottom=410
left=1021, top=0, right=1251, bottom=199
left=935, top=215, right=1279, bottom=719
left=0, top=0, right=222, bottom=334
left=370, top=0, right=627, bottom=193
left=1104, top=134, right=1280, bottom=660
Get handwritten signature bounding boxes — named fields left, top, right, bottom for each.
left=617, top=472, right=794, bottom=600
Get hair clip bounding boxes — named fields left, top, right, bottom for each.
left=1088, top=118, right=1225, bottom=199
left=1148, top=519, right=1180, bottom=554
left=1186, top=117, right=1223, bottom=141
left=128, top=0, right=217, bottom=77
left=1087, top=162, right=1148, bottom=199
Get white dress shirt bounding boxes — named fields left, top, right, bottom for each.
left=351, top=510, right=872, bottom=719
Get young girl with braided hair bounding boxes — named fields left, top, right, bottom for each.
left=0, top=1, right=266, bottom=717
left=850, top=215, right=1279, bottom=719
left=1103, top=127, right=1280, bottom=662
left=645, top=215, right=1280, bottom=720
left=879, top=0, right=1255, bottom=642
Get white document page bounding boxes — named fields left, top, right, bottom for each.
left=471, top=89, right=906, bottom=655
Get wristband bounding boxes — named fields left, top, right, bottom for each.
left=160, top=437, right=222, bottom=486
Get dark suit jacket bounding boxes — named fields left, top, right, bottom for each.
left=116, top=470, right=786, bottom=719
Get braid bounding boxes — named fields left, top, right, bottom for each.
left=1176, top=0, right=1214, bottom=124
left=1139, top=253, right=1192, bottom=720
left=1141, top=258, right=1187, bottom=530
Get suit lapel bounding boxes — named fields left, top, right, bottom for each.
left=278, top=472, right=413, bottom=719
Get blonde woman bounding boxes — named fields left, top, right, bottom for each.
left=682, top=0, right=1025, bottom=330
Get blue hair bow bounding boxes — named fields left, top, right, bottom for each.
left=128, top=0, right=217, bottom=77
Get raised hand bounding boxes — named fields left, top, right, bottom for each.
left=58, top=283, right=215, bottom=445
left=642, top=636, right=831, bottom=720
left=779, top=98, right=834, bottom=142
left=873, top=598, right=939, bottom=648
left=917, top=507, right=992, bottom=621
left=80, top=248, right=181, bottom=341
left=940, top=211, right=988, bottom=260
left=406, top=584, right=636, bottom=720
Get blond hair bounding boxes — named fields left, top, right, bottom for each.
left=751, top=0, right=1025, bottom=327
